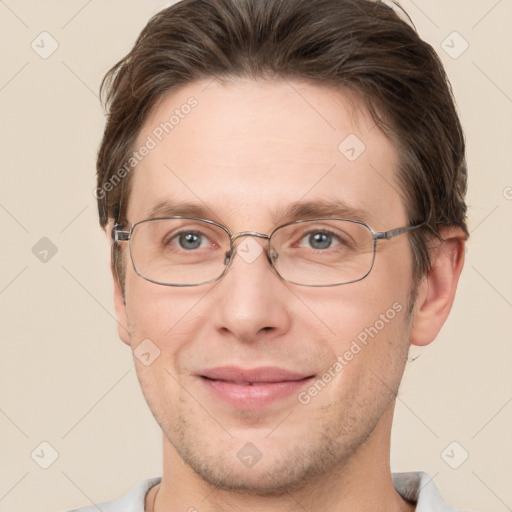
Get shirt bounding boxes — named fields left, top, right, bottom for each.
left=66, top=471, right=466, bottom=511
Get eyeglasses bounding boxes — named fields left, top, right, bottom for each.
left=112, top=217, right=423, bottom=287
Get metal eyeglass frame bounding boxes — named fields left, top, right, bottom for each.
left=112, top=217, right=424, bottom=287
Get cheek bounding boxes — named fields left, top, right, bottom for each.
left=124, top=282, right=197, bottom=419
left=298, top=255, right=413, bottom=387
left=124, top=274, right=204, bottom=341
left=123, top=276, right=214, bottom=390
left=303, top=263, right=411, bottom=342
left=327, top=297, right=409, bottom=367
left=319, top=299, right=410, bottom=410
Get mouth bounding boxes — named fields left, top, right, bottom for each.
left=197, top=366, right=315, bottom=409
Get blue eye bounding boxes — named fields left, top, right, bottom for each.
left=300, top=230, right=341, bottom=250
left=177, top=232, right=203, bottom=250
left=307, top=232, right=333, bottom=249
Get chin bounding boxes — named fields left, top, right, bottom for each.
left=184, top=456, right=320, bottom=496
left=169, top=429, right=358, bottom=497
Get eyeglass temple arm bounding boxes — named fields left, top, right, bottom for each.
left=374, top=224, right=423, bottom=241
left=112, top=224, right=130, bottom=243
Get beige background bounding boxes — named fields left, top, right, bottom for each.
left=0, top=1, right=511, bottom=511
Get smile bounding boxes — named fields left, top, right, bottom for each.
left=197, top=366, right=315, bottom=409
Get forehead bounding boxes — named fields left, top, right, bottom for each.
left=127, top=78, right=406, bottom=229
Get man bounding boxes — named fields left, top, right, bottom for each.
left=73, top=0, right=468, bottom=510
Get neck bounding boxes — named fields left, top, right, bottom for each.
left=147, top=405, right=414, bottom=512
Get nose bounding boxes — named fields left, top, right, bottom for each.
left=211, top=235, right=292, bottom=344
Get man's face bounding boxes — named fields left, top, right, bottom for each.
left=117, top=79, right=416, bottom=493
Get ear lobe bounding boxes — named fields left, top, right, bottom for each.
left=410, top=227, right=466, bottom=347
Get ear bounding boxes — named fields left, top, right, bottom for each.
left=106, top=223, right=131, bottom=346
left=410, top=227, right=466, bottom=347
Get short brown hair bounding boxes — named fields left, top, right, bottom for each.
left=97, top=0, right=468, bottom=287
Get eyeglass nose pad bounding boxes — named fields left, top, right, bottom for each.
left=223, top=250, right=232, bottom=266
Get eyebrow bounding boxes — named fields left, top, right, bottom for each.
left=145, top=200, right=218, bottom=221
left=276, top=199, right=369, bottom=224
left=142, top=198, right=369, bottom=227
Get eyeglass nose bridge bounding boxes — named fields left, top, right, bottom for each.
left=223, top=231, right=274, bottom=266
left=230, top=231, right=270, bottom=242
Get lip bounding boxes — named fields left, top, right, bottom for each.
left=197, top=366, right=315, bottom=409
